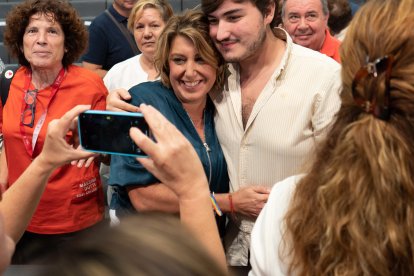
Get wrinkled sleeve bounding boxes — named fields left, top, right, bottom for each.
left=312, top=65, right=342, bottom=143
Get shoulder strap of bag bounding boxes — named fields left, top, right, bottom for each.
left=0, top=64, right=20, bottom=106
left=104, top=10, right=139, bottom=55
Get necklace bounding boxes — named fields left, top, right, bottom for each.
left=186, top=110, right=205, bottom=142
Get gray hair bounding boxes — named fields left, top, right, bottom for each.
left=281, top=0, right=329, bottom=18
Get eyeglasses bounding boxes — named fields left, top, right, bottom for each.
left=352, top=55, right=394, bottom=120
left=21, top=89, right=38, bottom=128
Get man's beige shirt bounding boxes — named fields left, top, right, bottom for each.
left=209, top=28, right=342, bottom=266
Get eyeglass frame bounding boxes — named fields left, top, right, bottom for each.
left=21, top=89, right=38, bottom=128
left=351, top=55, right=394, bottom=120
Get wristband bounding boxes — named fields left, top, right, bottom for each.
left=228, top=193, right=236, bottom=217
left=210, top=192, right=223, bottom=216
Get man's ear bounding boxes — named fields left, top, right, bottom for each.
left=264, top=1, right=276, bottom=24
left=324, top=12, right=330, bottom=23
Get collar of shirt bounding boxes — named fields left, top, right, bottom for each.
left=108, top=3, right=128, bottom=23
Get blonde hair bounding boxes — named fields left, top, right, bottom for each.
left=154, top=9, right=226, bottom=93
left=127, top=0, right=173, bottom=32
left=42, top=214, right=227, bottom=276
left=284, top=0, right=414, bottom=274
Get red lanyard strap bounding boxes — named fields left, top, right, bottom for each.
left=20, top=67, right=66, bottom=158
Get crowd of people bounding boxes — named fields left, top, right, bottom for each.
left=1, top=0, right=414, bottom=275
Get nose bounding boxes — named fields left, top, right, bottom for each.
left=212, top=20, right=230, bottom=42
left=184, top=61, right=197, bottom=78
left=297, top=17, right=308, bottom=30
left=36, top=30, right=47, bottom=45
left=143, top=26, right=152, bottom=37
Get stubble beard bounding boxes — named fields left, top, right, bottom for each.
left=219, top=26, right=267, bottom=63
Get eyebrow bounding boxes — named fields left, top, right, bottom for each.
left=287, top=10, right=318, bottom=16
left=208, top=8, right=244, bottom=18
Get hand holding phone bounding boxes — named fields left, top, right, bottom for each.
left=78, top=110, right=150, bottom=157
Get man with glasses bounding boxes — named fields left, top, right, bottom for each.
left=282, top=0, right=341, bottom=62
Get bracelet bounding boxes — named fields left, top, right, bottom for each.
left=210, top=192, right=223, bottom=216
left=228, top=193, right=236, bottom=217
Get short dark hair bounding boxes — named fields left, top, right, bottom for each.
left=4, top=0, right=87, bottom=68
left=201, top=0, right=280, bottom=28
left=328, top=0, right=352, bottom=34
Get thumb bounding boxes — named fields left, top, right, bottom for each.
left=252, top=186, right=271, bottom=194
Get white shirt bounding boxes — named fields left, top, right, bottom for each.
left=249, top=175, right=302, bottom=276
left=104, top=54, right=150, bottom=91
left=210, top=28, right=342, bottom=265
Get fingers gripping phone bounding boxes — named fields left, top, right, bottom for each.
left=78, top=110, right=150, bottom=157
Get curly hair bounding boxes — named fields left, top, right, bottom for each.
left=284, top=0, right=414, bottom=275
left=4, top=0, right=87, bottom=68
left=154, top=9, right=226, bottom=93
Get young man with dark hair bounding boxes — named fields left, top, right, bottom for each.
left=202, top=0, right=342, bottom=266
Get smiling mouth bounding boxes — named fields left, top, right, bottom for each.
left=219, top=40, right=237, bottom=48
left=295, top=34, right=312, bottom=38
left=182, top=80, right=202, bottom=87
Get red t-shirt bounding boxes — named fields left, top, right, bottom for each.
left=2, top=65, right=108, bottom=234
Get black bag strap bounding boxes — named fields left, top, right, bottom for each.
left=0, top=64, right=20, bottom=106
left=104, top=10, right=139, bottom=55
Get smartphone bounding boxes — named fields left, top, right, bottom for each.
left=78, top=110, right=150, bottom=157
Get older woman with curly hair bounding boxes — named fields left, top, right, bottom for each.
left=0, top=0, right=107, bottom=264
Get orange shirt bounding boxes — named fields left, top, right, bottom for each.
left=320, top=29, right=341, bottom=63
left=2, top=65, right=108, bottom=234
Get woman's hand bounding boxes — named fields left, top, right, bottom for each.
left=106, top=88, right=140, bottom=112
left=130, top=104, right=209, bottom=200
left=130, top=104, right=226, bottom=272
left=36, top=105, right=96, bottom=171
left=70, top=145, right=97, bottom=168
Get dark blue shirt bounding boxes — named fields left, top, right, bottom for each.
left=109, top=81, right=229, bottom=230
left=82, top=4, right=138, bottom=70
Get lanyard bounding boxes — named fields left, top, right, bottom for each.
left=20, top=67, right=66, bottom=158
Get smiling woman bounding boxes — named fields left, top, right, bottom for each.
left=107, top=9, right=230, bottom=237
left=1, top=0, right=108, bottom=264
